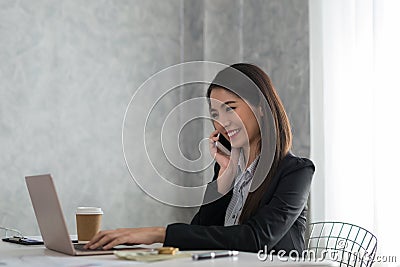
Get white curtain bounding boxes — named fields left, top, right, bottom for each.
left=310, top=0, right=400, bottom=258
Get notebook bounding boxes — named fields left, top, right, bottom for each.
left=25, top=174, right=146, bottom=256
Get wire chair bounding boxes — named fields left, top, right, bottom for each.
left=306, top=222, right=377, bottom=267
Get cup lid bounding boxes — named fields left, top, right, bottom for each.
left=76, top=207, right=103, bottom=215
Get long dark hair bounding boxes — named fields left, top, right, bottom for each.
left=206, top=63, right=292, bottom=223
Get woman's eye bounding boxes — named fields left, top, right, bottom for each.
left=211, top=113, right=218, bottom=119
left=226, top=106, right=236, bottom=112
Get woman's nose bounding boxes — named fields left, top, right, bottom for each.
left=215, top=117, right=231, bottom=130
left=220, top=113, right=232, bottom=127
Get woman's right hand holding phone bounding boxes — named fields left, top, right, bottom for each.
left=209, top=130, right=240, bottom=194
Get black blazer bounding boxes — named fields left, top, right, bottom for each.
left=164, top=153, right=315, bottom=253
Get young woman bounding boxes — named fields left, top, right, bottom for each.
left=85, top=63, right=314, bottom=253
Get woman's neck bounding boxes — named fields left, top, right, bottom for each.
left=242, top=144, right=260, bottom=169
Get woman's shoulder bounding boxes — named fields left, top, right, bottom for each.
left=277, top=152, right=315, bottom=177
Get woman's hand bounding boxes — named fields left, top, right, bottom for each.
left=209, top=130, right=240, bottom=194
left=83, top=227, right=166, bottom=250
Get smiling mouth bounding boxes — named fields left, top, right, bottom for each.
left=227, top=129, right=241, bottom=139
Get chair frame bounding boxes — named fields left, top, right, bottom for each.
left=306, top=221, right=377, bottom=267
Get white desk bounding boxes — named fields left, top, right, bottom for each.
left=0, top=240, right=336, bottom=267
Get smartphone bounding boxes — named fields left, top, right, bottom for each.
left=215, top=133, right=231, bottom=156
left=2, top=237, right=44, bottom=245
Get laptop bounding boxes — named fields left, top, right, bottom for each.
left=25, top=174, right=146, bottom=256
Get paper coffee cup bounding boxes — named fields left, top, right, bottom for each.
left=76, top=207, right=103, bottom=242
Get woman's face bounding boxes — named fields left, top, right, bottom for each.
left=209, top=87, right=261, bottom=150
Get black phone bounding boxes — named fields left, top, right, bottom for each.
left=2, top=236, right=44, bottom=245
left=215, top=133, right=231, bottom=156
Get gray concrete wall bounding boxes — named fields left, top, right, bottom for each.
left=0, top=0, right=309, bottom=235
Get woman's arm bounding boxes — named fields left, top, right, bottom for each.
left=85, top=157, right=314, bottom=253
left=191, top=162, right=232, bottom=226
left=164, top=158, right=314, bottom=252
left=84, top=227, right=166, bottom=250
left=84, top=162, right=228, bottom=250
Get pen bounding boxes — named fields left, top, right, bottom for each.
left=192, top=250, right=239, bottom=260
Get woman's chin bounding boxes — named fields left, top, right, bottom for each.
left=230, top=140, right=245, bottom=149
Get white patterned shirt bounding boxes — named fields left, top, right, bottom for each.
left=224, top=153, right=260, bottom=226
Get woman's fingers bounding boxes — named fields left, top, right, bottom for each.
left=93, top=235, right=114, bottom=249
left=84, top=229, right=124, bottom=250
left=84, top=230, right=111, bottom=249
left=102, top=235, right=128, bottom=250
left=208, top=131, right=220, bottom=158
left=208, top=130, right=220, bottom=144
left=209, top=129, right=219, bottom=139
left=209, top=129, right=219, bottom=138
left=91, top=233, right=116, bottom=249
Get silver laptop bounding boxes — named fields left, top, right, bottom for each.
left=25, top=174, right=144, bottom=256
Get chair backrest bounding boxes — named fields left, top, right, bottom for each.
left=306, top=222, right=377, bottom=267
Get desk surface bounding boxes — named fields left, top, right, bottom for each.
left=0, top=240, right=336, bottom=267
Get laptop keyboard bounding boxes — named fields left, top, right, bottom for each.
left=74, top=243, right=109, bottom=251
